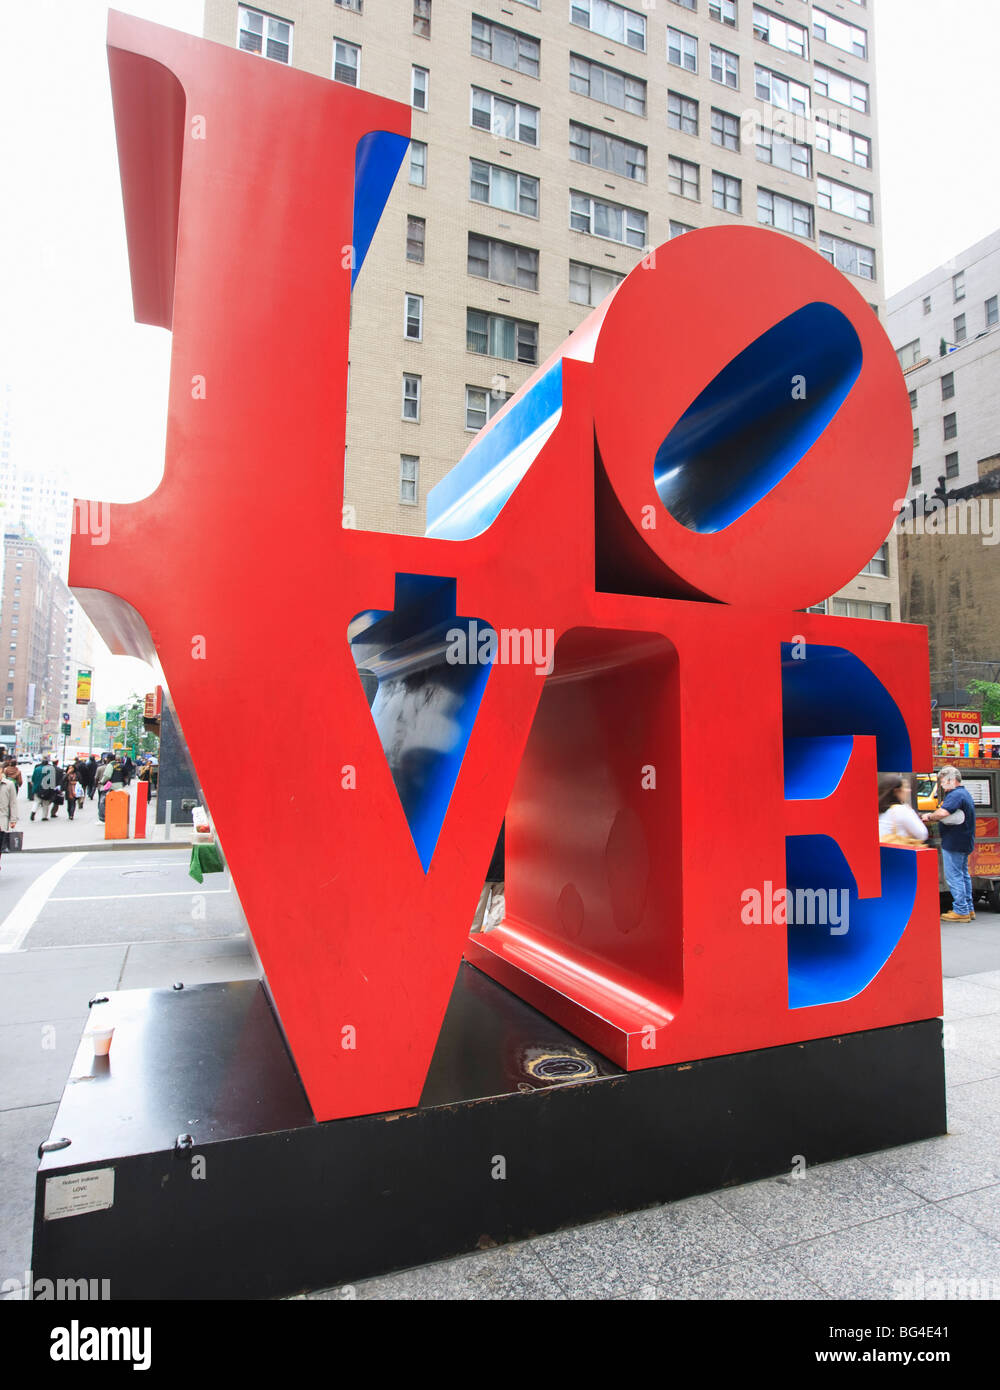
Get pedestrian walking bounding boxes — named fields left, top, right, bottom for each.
left=878, top=775, right=928, bottom=844
left=64, top=764, right=80, bottom=821
left=29, top=755, right=57, bottom=822
left=922, top=765, right=977, bottom=922
left=0, top=764, right=18, bottom=870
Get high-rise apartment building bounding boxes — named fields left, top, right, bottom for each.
left=887, top=228, right=1000, bottom=501
left=204, top=0, right=897, bottom=617
left=0, top=531, right=72, bottom=744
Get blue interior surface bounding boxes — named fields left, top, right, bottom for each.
left=786, top=839, right=917, bottom=1008
left=782, top=644, right=915, bottom=1007
left=781, top=643, right=912, bottom=772
left=654, top=302, right=863, bottom=533
left=347, top=574, right=493, bottom=872
left=783, top=735, right=854, bottom=801
left=425, top=361, right=563, bottom=540
left=352, top=132, right=410, bottom=289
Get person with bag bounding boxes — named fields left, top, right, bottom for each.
left=0, top=765, right=19, bottom=868
left=29, top=755, right=56, bottom=821
left=64, top=763, right=81, bottom=821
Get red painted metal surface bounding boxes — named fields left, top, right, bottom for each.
left=72, top=15, right=940, bottom=1120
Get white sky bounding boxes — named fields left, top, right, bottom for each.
left=0, top=0, right=996, bottom=702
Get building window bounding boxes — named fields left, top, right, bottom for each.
left=669, top=92, right=699, bottom=136
left=570, top=190, right=647, bottom=247
left=953, top=313, right=967, bottom=343
left=668, top=156, right=700, bottom=201
left=335, top=0, right=362, bottom=10
left=412, top=66, right=429, bottom=109
left=755, top=125, right=811, bottom=178
left=712, top=171, right=741, bottom=214
left=406, top=216, right=426, bottom=263
left=830, top=599, right=890, bottom=621
left=818, top=232, right=875, bottom=280
left=943, top=413, right=957, bottom=441
left=814, top=119, right=870, bottom=169
left=711, top=107, right=740, bottom=150
left=912, top=427, right=920, bottom=447
left=758, top=188, right=813, bottom=239
left=571, top=0, right=646, bottom=52
left=237, top=7, right=292, bottom=63
left=667, top=28, right=698, bottom=72
left=987, top=296, right=999, bottom=328
left=710, top=1, right=737, bottom=27
left=569, top=123, right=646, bottom=181
left=922, top=295, right=932, bottom=315
left=468, top=234, right=539, bottom=291
left=465, top=385, right=511, bottom=431
left=814, top=64, right=869, bottom=113
left=571, top=54, right=646, bottom=115
left=400, top=456, right=419, bottom=505
left=908, top=388, right=917, bottom=409
left=952, top=271, right=965, bottom=302
left=813, top=8, right=868, bottom=59
left=941, top=372, right=954, bottom=401
left=862, top=543, right=889, bottom=577
left=752, top=6, right=808, bottom=57
left=710, top=45, right=739, bottom=88
left=470, top=159, right=538, bottom=216
left=409, top=140, right=427, bottom=186
left=333, top=40, right=360, bottom=86
left=670, top=0, right=696, bottom=8
left=817, top=176, right=872, bottom=224
left=569, top=261, right=625, bottom=307
left=755, top=65, right=810, bottom=115
left=471, top=16, right=540, bottom=77
left=467, top=309, right=538, bottom=364
left=402, top=374, right=421, bottom=421
left=413, top=0, right=431, bottom=37
left=945, top=452, right=959, bottom=478
left=404, top=293, right=423, bottom=340
left=471, top=87, right=538, bottom=144
left=911, top=466, right=921, bottom=486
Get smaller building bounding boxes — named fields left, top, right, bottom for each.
left=887, top=229, right=1000, bottom=500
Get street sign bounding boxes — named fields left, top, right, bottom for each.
left=62, top=712, right=70, bottom=724
left=76, top=670, right=92, bottom=705
left=940, top=708, right=981, bottom=739
left=61, top=723, right=72, bottom=735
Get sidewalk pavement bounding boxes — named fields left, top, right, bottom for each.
left=15, top=795, right=193, bottom=854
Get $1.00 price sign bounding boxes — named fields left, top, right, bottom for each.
left=940, top=708, right=981, bottom=739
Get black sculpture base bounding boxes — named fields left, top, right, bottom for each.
left=32, top=966, right=947, bottom=1300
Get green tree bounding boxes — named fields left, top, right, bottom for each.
left=966, top=680, right=1000, bottom=725
left=123, top=693, right=159, bottom=757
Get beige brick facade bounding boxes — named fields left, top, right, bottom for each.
left=204, top=0, right=899, bottom=615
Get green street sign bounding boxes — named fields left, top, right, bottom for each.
left=61, top=723, right=72, bottom=734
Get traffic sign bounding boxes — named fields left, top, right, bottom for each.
left=61, top=723, right=72, bottom=735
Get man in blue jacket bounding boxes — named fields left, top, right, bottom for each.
left=922, top=766, right=977, bottom=922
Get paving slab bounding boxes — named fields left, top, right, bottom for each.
left=0, top=1015, right=86, bottom=1110
left=529, top=1195, right=766, bottom=1300
left=117, top=937, right=257, bottom=989
left=711, top=1157, right=923, bottom=1248
left=0, top=1103, right=57, bottom=1286
left=935, top=1185, right=1000, bottom=1245
left=859, top=1128, right=1000, bottom=1203
left=0, top=944, right=126, bottom=979
left=0, top=962, right=125, bottom=1027
left=942, top=976, right=1000, bottom=1021
left=311, top=1242, right=562, bottom=1301
left=623, top=1252, right=830, bottom=1301
left=776, top=1201, right=1000, bottom=1300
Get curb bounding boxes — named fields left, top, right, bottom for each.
left=20, top=838, right=194, bottom=855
